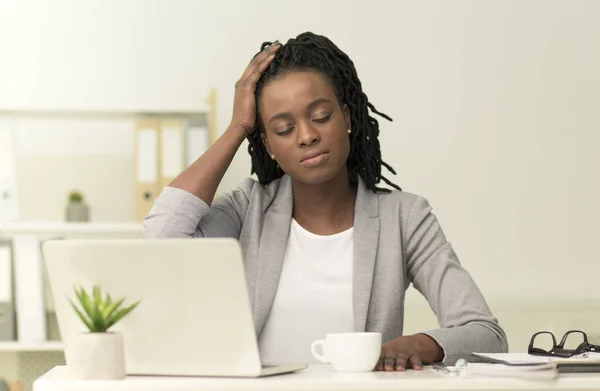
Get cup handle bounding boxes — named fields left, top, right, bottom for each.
left=310, top=339, right=330, bottom=364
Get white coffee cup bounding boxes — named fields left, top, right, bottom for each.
left=310, top=332, right=381, bottom=372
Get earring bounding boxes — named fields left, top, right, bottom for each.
left=270, top=154, right=276, bottom=160
left=347, top=129, right=351, bottom=134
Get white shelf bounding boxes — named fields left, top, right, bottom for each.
left=0, top=221, right=143, bottom=238
left=0, top=107, right=211, bottom=119
left=0, top=341, right=64, bottom=352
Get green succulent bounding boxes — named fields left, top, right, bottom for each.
left=70, top=285, right=140, bottom=332
left=69, top=191, right=84, bottom=203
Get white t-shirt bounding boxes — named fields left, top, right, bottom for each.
left=257, top=218, right=355, bottom=365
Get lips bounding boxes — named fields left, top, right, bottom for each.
left=300, top=151, right=330, bottom=167
left=301, top=150, right=328, bottom=162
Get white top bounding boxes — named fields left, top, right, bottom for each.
left=258, top=219, right=355, bottom=365
left=33, top=364, right=600, bottom=391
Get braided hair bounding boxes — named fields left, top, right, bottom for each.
left=247, top=32, right=401, bottom=193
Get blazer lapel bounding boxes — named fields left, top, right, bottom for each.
left=253, top=175, right=293, bottom=336
left=352, top=178, right=380, bottom=332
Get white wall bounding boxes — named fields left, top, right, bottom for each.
left=1, top=0, right=599, bottom=311
left=12, top=117, right=136, bottom=221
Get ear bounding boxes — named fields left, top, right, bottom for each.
left=342, top=104, right=351, bottom=132
left=261, top=131, right=274, bottom=157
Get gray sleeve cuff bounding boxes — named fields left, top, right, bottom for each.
left=143, top=186, right=210, bottom=238
left=422, top=322, right=509, bottom=364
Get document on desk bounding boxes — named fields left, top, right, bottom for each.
left=474, top=352, right=600, bottom=364
left=473, top=352, right=600, bottom=373
left=462, top=362, right=558, bottom=380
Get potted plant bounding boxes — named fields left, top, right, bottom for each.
left=68, top=285, right=140, bottom=380
left=65, top=190, right=90, bottom=222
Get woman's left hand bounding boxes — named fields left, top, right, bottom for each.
left=375, top=334, right=444, bottom=371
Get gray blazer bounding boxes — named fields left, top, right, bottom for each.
left=143, top=175, right=508, bottom=361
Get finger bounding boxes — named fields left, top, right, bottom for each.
left=249, top=41, right=278, bottom=68
left=375, top=357, right=384, bottom=371
left=241, top=53, right=277, bottom=89
left=249, top=42, right=278, bottom=72
left=394, top=355, right=407, bottom=371
left=252, top=50, right=277, bottom=78
left=409, top=356, right=422, bottom=370
left=240, top=42, right=280, bottom=82
left=384, top=357, right=396, bottom=372
left=238, top=49, right=277, bottom=89
left=256, top=41, right=280, bottom=61
left=238, top=45, right=273, bottom=83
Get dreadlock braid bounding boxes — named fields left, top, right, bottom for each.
left=247, top=31, right=401, bottom=193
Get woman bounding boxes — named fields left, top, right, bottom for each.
left=143, top=32, right=508, bottom=371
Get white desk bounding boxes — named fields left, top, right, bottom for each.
left=33, top=365, right=600, bottom=391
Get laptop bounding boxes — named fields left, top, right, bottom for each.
left=42, top=237, right=307, bottom=377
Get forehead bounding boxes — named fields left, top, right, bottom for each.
left=259, top=71, right=337, bottom=113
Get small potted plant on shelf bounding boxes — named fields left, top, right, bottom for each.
left=68, top=285, right=140, bottom=380
left=65, top=190, right=90, bottom=222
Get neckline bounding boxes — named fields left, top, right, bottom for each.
left=291, top=218, right=354, bottom=240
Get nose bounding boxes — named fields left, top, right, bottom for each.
left=296, top=121, right=320, bottom=147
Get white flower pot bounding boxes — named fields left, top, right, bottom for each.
left=66, top=202, right=90, bottom=222
left=68, top=332, right=126, bottom=380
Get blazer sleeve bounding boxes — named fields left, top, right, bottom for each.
left=142, top=178, right=255, bottom=239
left=404, top=196, right=508, bottom=361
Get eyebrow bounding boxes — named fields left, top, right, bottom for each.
left=267, top=98, right=333, bottom=126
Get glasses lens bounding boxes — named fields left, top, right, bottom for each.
left=563, top=331, right=586, bottom=350
left=532, top=333, right=555, bottom=353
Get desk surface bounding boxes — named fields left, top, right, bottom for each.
left=33, top=365, right=600, bottom=391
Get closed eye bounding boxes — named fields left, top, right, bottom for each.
left=276, top=127, right=294, bottom=136
left=312, top=114, right=331, bottom=123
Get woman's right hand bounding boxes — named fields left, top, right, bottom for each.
left=230, top=41, right=281, bottom=136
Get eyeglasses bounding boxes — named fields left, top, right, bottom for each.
left=529, top=330, right=600, bottom=358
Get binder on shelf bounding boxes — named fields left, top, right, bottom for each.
left=131, top=89, right=217, bottom=221
left=207, top=89, right=218, bottom=145
left=184, top=115, right=210, bottom=168
left=134, top=119, right=160, bottom=222
left=0, top=125, right=20, bottom=222
left=159, top=119, right=186, bottom=189
left=12, top=235, right=47, bottom=342
left=0, top=240, right=15, bottom=341
left=8, top=381, right=22, bottom=391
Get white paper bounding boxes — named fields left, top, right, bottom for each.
left=0, top=129, right=15, bottom=180
left=137, top=130, right=158, bottom=182
left=463, top=362, right=558, bottom=380
left=475, top=353, right=554, bottom=364
left=474, top=352, right=600, bottom=364
left=0, top=245, right=12, bottom=301
left=161, top=126, right=183, bottom=177
left=13, top=235, right=47, bottom=341
left=0, top=179, right=19, bottom=222
left=185, top=126, right=208, bottom=167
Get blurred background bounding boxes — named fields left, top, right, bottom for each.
left=1, top=0, right=599, bottom=389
